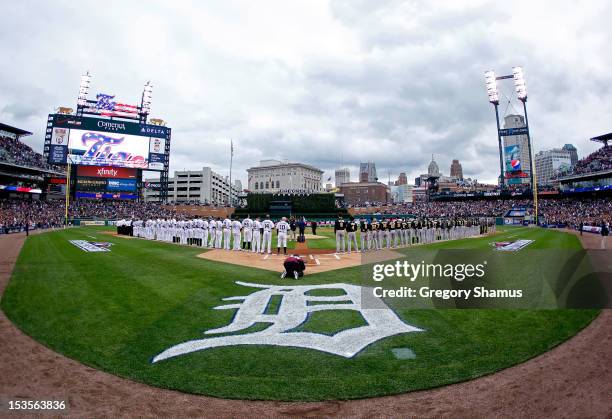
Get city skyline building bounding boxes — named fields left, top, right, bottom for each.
left=359, top=161, right=377, bottom=183
left=335, top=167, right=350, bottom=187
left=450, top=159, right=463, bottom=179
left=247, top=160, right=323, bottom=194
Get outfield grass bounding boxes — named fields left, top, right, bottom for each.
left=0, top=226, right=599, bottom=400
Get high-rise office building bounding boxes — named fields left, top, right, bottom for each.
left=562, top=144, right=579, bottom=167
left=359, top=162, right=377, bottom=182
left=535, top=148, right=572, bottom=185
left=395, top=172, right=407, bottom=185
left=334, top=167, right=350, bottom=187
left=450, top=159, right=463, bottom=179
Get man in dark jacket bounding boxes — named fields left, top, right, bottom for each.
left=281, top=255, right=306, bottom=279
left=297, top=217, right=306, bottom=241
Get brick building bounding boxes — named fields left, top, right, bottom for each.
left=339, top=181, right=389, bottom=205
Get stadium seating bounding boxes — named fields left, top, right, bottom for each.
left=0, top=133, right=65, bottom=172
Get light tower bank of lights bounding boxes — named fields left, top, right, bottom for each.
left=484, top=66, right=538, bottom=221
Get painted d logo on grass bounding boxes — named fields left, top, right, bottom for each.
left=152, top=281, right=422, bottom=362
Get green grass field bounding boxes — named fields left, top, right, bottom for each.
left=0, top=226, right=599, bottom=400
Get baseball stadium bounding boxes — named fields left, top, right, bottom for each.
left=2, top=3, right=612, bottom=418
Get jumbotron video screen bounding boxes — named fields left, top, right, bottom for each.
left=47, top=114, right=168, bottom=171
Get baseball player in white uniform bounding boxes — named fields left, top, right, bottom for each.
left=261, top=215, right=275, bottom=254
left=276, top=217, right=290, bottom=255
left=242, top=216, right=253, bottom=250
left=231, top=218, right=242, bottom=251
left=215, top=218, right=223, bottom=248
left=222, top=218, right=232, bottom=250
left=201, top=218, right=209, bottom=247
left=252, top=217, right=262, bottom=253
left=208, top=218, right=216, bottom=247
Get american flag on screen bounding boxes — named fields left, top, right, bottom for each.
left=95, top=93, right=139, bottom=117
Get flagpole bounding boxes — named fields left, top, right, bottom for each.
left=229, top=139, right=233, bottom=207
left=64, top=157, right=71, bottom=227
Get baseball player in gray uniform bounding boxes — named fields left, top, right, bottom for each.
left=334, top=215, right=347, bottom=253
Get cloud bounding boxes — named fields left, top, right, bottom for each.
left=1, top=0, right=611, bottom=187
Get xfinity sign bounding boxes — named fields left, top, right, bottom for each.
left=97, top=167, right=118, bottom=177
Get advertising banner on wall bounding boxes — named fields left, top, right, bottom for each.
left=48, top=127, right=70, bottom=164
left=50, top=114, right=169, bottom=138
left=77, top=166, right=136, bottom=179
left=148, top=137, right=166, bottom=171
left=504, top=145, right=521, bottom=172
left=107, top=179, right=137, bottom=191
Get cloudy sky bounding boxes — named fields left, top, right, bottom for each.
left=1, top=0, right=611, bottom=186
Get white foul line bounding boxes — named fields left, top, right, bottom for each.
left=263, top=254, right=269, bottom=260
left=334, top=254, right=340, bottom=260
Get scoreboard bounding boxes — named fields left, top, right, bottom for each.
left=46, top=114, right=169, bottom=171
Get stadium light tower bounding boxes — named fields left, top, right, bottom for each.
left=76, top=71, right=91, bottom=116
left=485, top=66, right=538, bottom=223
left=512, top=66, right=538, bottom=222
left=484, top=70, right=505, bottom=188
left=140, top=81, right=153, bottom=123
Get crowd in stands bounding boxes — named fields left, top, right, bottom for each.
left=0, top=199, right=65, bottom=233
left=537, top=197, right=611, bottom=229
left=0, top=135, right=65, bottom=172
left=554, top=145, right=611, bottom=178
left=1, top=196, right=610, bottom=234
left=0, top=199, right=178, bottom=233
left=350, top=200, right=531, bottom=218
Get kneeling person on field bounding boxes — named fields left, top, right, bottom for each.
left=281, top=254, right=306, bottom=280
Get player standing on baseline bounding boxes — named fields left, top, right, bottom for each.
left=359, top=217, right=368, bottom=253
left=208, top=217, right=216, bottom=247
left=276, top=217, right=290, bottom=255
left=201, top=217, right=209, bottom=247
left=334, top=214, right=347, bottom=253
left=242, top=215, right=253, bottom=250
left=261, top=215, right=275, bottom=254
left=231, top=218, right=242, bottom=251
left=215, top=217, right=223, bottom=248
left=370, top=218, right=378, bottom=250
left=381, top=218, right=391, bottom=249
left=346, top=216, right=359, bottom=253
left=252, top=216, right=262, bottom=253
left=222, top=217, right=232, bottom=250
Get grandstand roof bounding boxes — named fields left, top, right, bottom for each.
left=590, top=132, right=611, bottom=147
left=0, top=122, right=32, bottom=137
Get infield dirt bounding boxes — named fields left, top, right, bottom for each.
left=196, top=248, right=405, bottom=274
